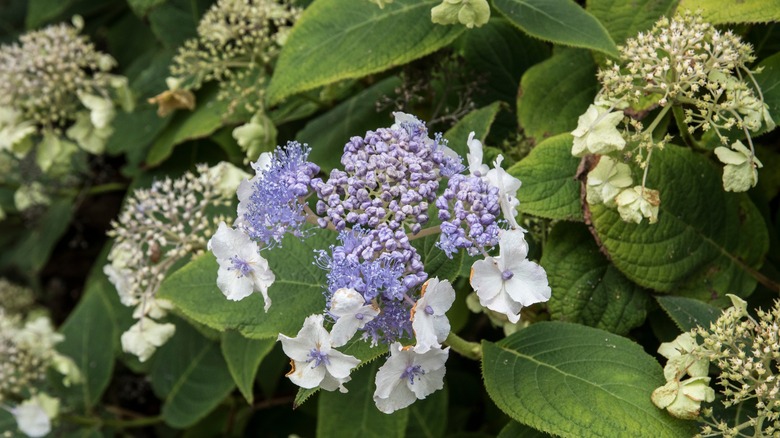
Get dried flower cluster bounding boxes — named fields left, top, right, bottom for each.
left=0, top=280, right=81, bottom=438
left=104, top=163, right=245, bottom=361
left=652, top=295, right=780, bottom=437
left=163, top=0, right=301, bottom=117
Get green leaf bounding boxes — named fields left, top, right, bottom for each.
left=146, top=85, right=229, bottom=167
left=0, top=411, right=14, bottom=436
left=508, top=134, right=582, bottom=221
left=482, top=321, right=696, bottom=438
left=298, top=76, right=401, bottom=172
left=220, top=331, right=275, bottom=404
left=756, top=51, right=780, bottom=136
left=542, top=222, right=649, bottom=335
left=267, top=0, right=464, bottom=105
left=317, top=361, right=409, bottom=438
left=492, top=0, right=620, bottom=58
left=590, top=144, right=769, bottom=298
left=678, top=0, right=780, bottom=24
left=460, top=18, right=550, bottom=110
left=405, top=384, right=448, bottom=438
left=148, top=0, right=211, bottom=48
left=655, top=295, right=722, bottom=332
left=443, top=102, right=502, bottom=158
left=25, top=0, right=73, bottom=28
left=498, top=421, right=551, bottom=438
left=0, top=197, right=74, bottom=274
left=127, top=0, right=167, bottom=16
left=586, top=0, right=677, bottom=45
left=58, top=264, right=119, bottom=411
left=158, top=228, right=335, bottom=338
left=517, top=48, right=599, bottom=142
left=151, top=320, right=236, bottom=428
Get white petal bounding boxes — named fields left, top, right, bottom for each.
left=216, top=265, right=255, bottom=301
left=482, top=288, right=523, bottom=324
left=374, top=383, right=416, bottom=414
left=412, top=278, right=455, bottom=353
left=287, top=358, right=326, bottom=389
left=503, top=259, right=552, bottom=307
left=11, top=402, right=50, bottom=438
left=470, top=258, right=503, bottom=301
left=324, top=349, right=361, bottom=379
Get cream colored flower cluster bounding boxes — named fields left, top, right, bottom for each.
left=104, top=163, right=247, bottom=362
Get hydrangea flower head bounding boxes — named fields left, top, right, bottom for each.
left=373, top=342, right=449, bottom=413
left=278, top=314, right=360, bottom=393
left=651, top=376, right=715, bottom=420
left=470, top=229, right=551, bottom=323
left=238, top=142, right=320, bottom=246
left=120, top=317, right=176, bottom=363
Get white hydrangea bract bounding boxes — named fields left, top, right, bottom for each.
left=373, top=342, right=449, bottom=414
left=586, top=156, right=633, bottom=206
left=207, top=161, right=251, bottom=199
left=658, top=332, right=709, bottom=381
left=651, top=376, right=715, bottom=420
left=466, top=131, right=490, bottom=177
left=615, top=186, right=660, bottom=224
left=571, top=104, right=626, bottom=157
left=277, top=314, right=360, bottom=393
left=329, top=288, right=379, bottom=348
left=411, top=278, right=455, bottom=353
left=485, top=155, right=522, bottom=229
left=208, top=222, right=275, bottom=310
left=714, top=140, right=763, bottom=192
left=121, top=317, right=176, bottom=362
left=470, top=229, right=551, bottom=324
left=8, top=393, right=59, bottom=438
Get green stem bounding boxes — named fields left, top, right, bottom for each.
left=444, top=332, right=482, bottom=361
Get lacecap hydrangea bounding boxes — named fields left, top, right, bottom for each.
left=208, top=113, right=551, bottom=413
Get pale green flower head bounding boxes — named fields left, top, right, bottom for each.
left=66, top=111, right=113, bottom=154
left=615, top=186, right=660, bottom=224
left=586, top=156, right=633, bottom=207
left=651, top=376, right=715, bottom=420
left=431, top=0, right=490, bottom=29
left=0, top=108, right=36, bottom=156
left=714, top=140, right=762, bottom=192
left=14, top=182, right=51, bottom=212
left=570, top=104, right=626, bottom=157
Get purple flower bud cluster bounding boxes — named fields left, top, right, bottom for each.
left=239, top=142, right=320, bottom=246
left=317, top=228, right=421, bottom=344
left=435, top=174, right=501, bottom=257
left=312, top=119, right=459, bottom=235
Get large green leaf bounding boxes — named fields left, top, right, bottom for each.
left=498, top=421, right=550, bottom=438
left=482, top=321, right=696, bottom=438
left=679, top=0, right=780, bottom=24
left=147, top=0, right=211, bottom=47
left=755, top=51, right=780, bottom=136
left=151, top=320, right=235, bottom=428
left=146, top=85, right=229, bottom=166
left=590, top=144, right=768, bottom=298
left=25, top=0, right=73, bottom=28
left=57, top=262, right=119, bottom=411
left=542, top=222, right=649, bottom=335
left=220, top=331, right=275, bottom=404
left=298, top=77, right=401, bottom=172
left=267, top=0, right=464, bottom=104
left=655, top=295, right=722, bottom=332
left=492, top=0, right=619, bottom=58
left=443, top=102, right=502, bottom=158
left=460, top=19, right=550, bottom=110
left=157, top=228, right=335, bottom=338
left=317, top=361, right=409, bottom=438
left=508, top=134, right=582, bottom=221
left=586, top=0, right=678, bottom=45
left=517, top=49, right=599, bottom=142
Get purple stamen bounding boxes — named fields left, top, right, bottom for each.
left=424, top=305, right=434, bottom=315
left=306, top=348, right=330, bottom=368
left=229, top=256, right=252, bottom=277
left=401, top=364, right=424, bottom=385
left=501, top=270, right=514, bottom=281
